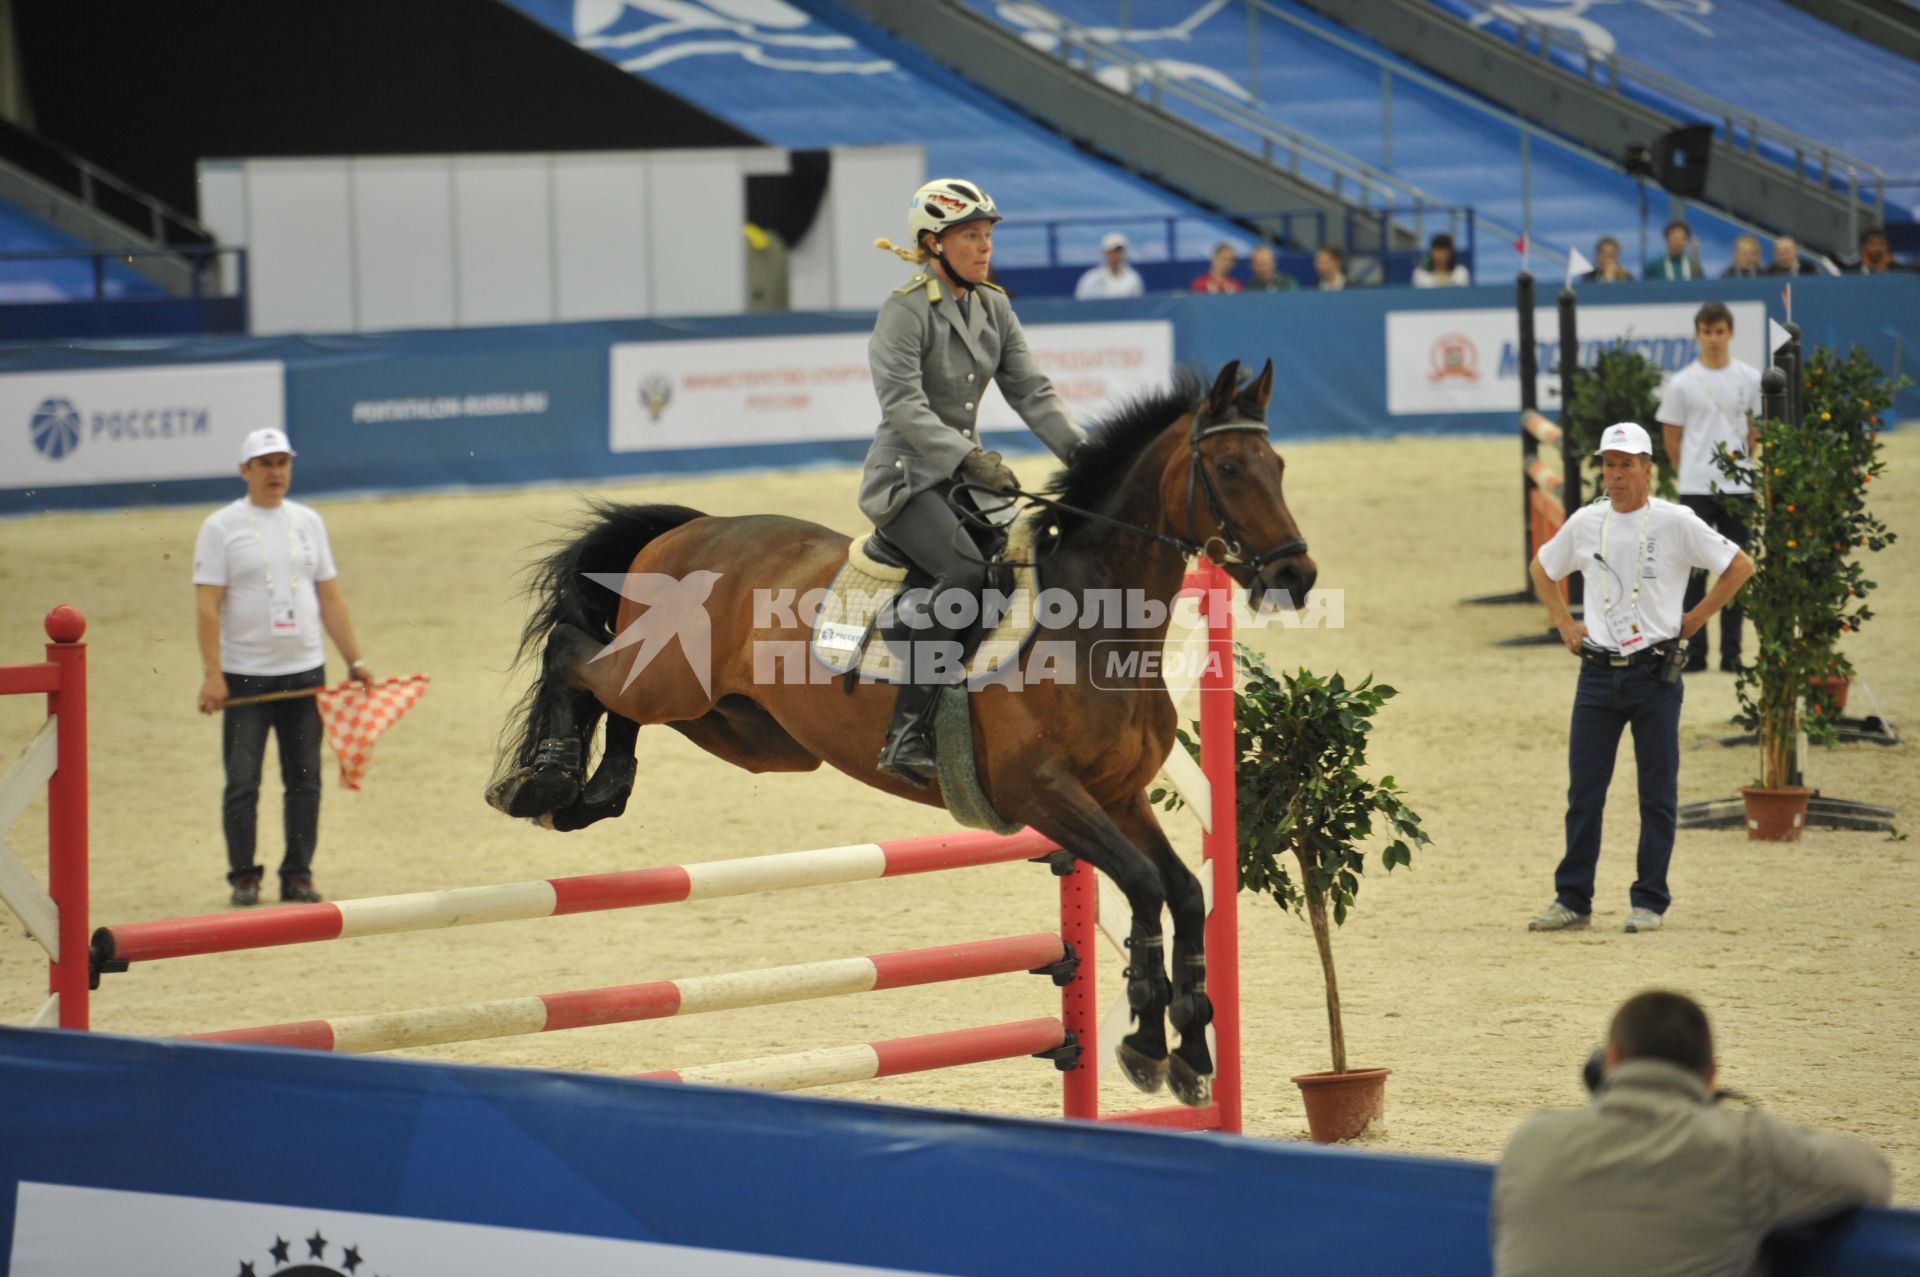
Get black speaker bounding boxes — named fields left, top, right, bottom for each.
left=1654, top=124, right=1714, bottom=199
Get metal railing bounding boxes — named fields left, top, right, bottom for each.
left=1024, top=1, right=1567, bottom=268
left=1003, top=204, right=1478, bottom=286
left=0, top=116, right=215, bottom=249
left=0, top=245, right=246, bottom=306
left=1445, top=0, right=1886, bottom=229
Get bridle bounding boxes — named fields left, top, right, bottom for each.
left=952, top=398, right=1309, bottom=594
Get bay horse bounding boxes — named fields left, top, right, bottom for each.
left=487, top=360, right=1315, bottom=1105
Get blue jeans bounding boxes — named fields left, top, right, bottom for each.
left=222, top=666, right=325, bottom=883
left=1555, top=662, right=1684, bottom=916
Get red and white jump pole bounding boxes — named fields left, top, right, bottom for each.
left=0, top=607, right=89, bottom=1031
left=635, top=1018, right=1069, bottom=1092
left=186, top=932, right=1067, bottom=1054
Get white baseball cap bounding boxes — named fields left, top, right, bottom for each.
left=240, top=428, right=296, bottom=463
left=1595, top=422, right=1652, bottom=456
left=1101, top=232, right=1129, bottom=252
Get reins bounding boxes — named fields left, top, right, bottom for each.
left=944, top=406, right=1309, bottom=583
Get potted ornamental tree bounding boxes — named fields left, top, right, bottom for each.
left=1716, top=354, right=1897, bottom=840
left=1798, top=347, right=1906, bottom=719
left=1160, top=647, right=1430, bottom=1142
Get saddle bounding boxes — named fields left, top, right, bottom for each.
left=809, top=519, right=1042, bottom=685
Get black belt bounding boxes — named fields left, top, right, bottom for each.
left=1579, top=643, right=1674, bottom=669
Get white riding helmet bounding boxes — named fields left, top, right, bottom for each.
left=908, top=178, right=1002, bottom=250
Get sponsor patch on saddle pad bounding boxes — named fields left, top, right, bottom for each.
left=810, top=520, right=1042, bottom=683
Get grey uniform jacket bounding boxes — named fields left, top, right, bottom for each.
left=1491, top=1059, right=1892, bottom=1277
left=859, top=271, right=1084, bottom=527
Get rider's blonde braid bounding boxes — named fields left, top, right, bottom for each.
left=874, top=236, right=929, bottom=265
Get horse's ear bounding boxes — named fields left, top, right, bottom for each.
left=1237, top=359, right=1274, bottom=421
left=1205, top=361, right=1241, bottom=415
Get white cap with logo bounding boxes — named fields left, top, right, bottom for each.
left=1594, top=422, right=1653, bottom=456
left=1101, top=232, right=1129, bottom=252
left=240, top=428, right=296, bottom=463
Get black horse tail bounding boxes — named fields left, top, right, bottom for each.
left=495, top=501, right=707, bottom=781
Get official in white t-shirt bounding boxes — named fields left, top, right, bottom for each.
left=193, top=428, right=373, bottom=907
left=1525, top=422, right=1754, bottom=936
left=1657, top=301, right=1760, bottom=672
left=1074, top=232, right=1146, bottom=300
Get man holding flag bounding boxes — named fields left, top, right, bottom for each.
left=194, top=428, right=373, bottom=907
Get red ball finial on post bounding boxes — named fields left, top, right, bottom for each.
left=44, top=605, right=87, bottom=644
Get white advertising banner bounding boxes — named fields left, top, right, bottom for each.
left=9, top=1183, right=923, bottom=1276
left=1385, top=301, right=1765, bottom=416
left=610, top=321, right=1174, bottom=452
left=0, top=361, right=285, bottom=488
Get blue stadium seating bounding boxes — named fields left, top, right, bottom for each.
left=503, top=0, right=1247, bottom=271
left=964, top=0, right=1757, bottom=281
left=0, top=198, right=164, bottom=305
left=1427, top=0, right=1920, bottom=222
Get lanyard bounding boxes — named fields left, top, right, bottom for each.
left=1599, top=504, right=1651, bottom=616
left=244, top=504, right=300, bottom=601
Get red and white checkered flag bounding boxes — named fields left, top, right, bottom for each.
left=314, top=675, right=428, bottom=791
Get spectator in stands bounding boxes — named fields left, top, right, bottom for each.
left=1768, top=234, right=1815, bottom=276
left=1722, top=234, right=1763, bottom=278
left=1644, top=220, right=1701, bottom=281
left=1851, top=226, right=1908, bottom=274
left=195, top=429, right=374, bottom=907
left=1411, top=232, right=1470, bottom=287
left=1492, top=989, right=1891, bottom=1277
left=1074, top=232, right=1145, bottom=300
left=1583, top=236, right=1633, bottom=283
left=1190, top=242, right=1243, bottom=294
left=1313, top=244, right=1348, bottom=291
left=1245, top=244, right=1295, bottom=292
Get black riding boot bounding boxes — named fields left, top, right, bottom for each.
left=877, top=678, right=943, bottom=787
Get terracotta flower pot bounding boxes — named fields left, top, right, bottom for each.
left=1741, top=786, right=1814, bottom=842
left=1291, top=1067, right=1391, bottom=1143
left=1808, top=676, right=1851, bottom=714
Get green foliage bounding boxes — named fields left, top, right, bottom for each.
left=1156, top=646, right=1430, bottom=924
left=1563, top=341, right=1676, bottom=498
left=1714, top=346, right=1902, bottom=785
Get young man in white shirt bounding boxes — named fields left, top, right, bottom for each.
left=1657, top=301, right=1761, bottom=672
left=1073, top=232, right=1145, bottom=300
left=1527, top=424, right=1754, bottom=934
left=193, top=429, right=373, bottom=906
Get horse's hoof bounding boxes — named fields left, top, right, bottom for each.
left=485, top=766, right=581, bottom=819
left=1169, top=1054, right=1213, bottom=1108
left=1114, top=1042, right=1169, bottom=1094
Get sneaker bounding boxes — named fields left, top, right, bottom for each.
left=281, top=875, right=323, bottom=904
left=229, top=874, right=261, bottom=907
left=1624, top=907, right=1664, bottom=933
left=1528, top=901, right=1591, bottom=932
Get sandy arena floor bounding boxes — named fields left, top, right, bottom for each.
left=2, top=431, right=1915, bottom=1201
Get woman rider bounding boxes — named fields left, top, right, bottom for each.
left=862, top=178, right=1085, bottom=786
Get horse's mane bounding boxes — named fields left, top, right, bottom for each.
left=1038, top=367, right=1203, bottom=537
